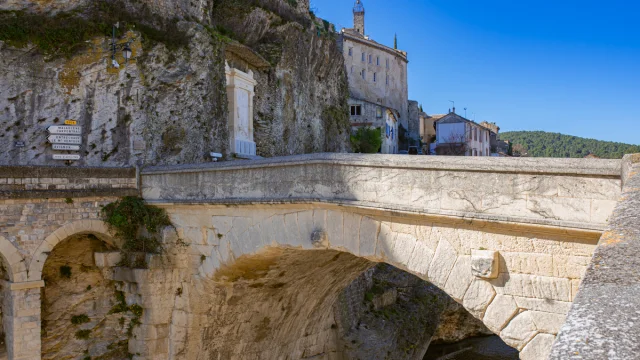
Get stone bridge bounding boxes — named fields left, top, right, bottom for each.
left=0, top=153, right=638, bottom=359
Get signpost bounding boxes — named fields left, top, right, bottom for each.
left=47, top=126, right=82, bottom=135
left=14, top=141, right=25, bottom=148
left=52, top=154, right=80, bottom=161
left=48, top=120, right=82, bottom=161
left=52, top=144, right=80, bottom=151
left=48, top=135, right=82, bottom=144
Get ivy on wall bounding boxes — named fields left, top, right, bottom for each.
left=101, top=196, right=172, bottom=265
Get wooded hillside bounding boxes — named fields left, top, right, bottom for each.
left=499, top=131, right=640, bottom=159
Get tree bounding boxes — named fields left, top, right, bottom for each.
left=499, top=131, right=640, bottom=159
left=351, top=127, right=382, bottom=154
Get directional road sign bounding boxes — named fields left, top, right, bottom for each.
left=52, top=144, right=80, bottom=151
left=47, top=126, right=82, bottom=135
left=48, top=135, right=82, bottom=144
left=52, top=154, right=80, bottom=160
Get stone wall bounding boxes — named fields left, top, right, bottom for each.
left=155, top=202, right=600, bottom=359
left=141, top=153, right=622, bottom=231
left=550, top=154, right=640, bottom=359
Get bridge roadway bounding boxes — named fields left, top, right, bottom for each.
left=0, top=153, right=637, bottom=359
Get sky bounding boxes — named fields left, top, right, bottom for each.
left=310, top=0, right=640, bottom=145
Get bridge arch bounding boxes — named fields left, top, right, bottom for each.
left=28, top=220, right=115, bottom=281
left=169, top=204, right=591, bottom=359
left=0, top=235, right=27, bottom=283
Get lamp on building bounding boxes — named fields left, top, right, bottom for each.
left=123, top=44, right=132, bottom=63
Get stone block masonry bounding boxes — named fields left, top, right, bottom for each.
left=550, top=154, right=640, bottom=359
left=0, top=153, right=634, bottom=359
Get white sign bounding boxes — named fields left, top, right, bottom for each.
left=52, top=154, right=80, bottom=160
left=48, top=135, right=82, bottom=144
left=48, top=126, right=82, bottom=135
left=52, top=144, right=80, bottom=151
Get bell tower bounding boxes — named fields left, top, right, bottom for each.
left=353, top=0, right=365, bottom=35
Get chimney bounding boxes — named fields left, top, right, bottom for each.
left=452, top=106, right=456, bottom=114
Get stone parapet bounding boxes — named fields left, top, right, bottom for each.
left=0, top=166, right=137, bottom=199
left=141, top=153, right=622, bottom=232
left=550, top=154, right=640, bottom=359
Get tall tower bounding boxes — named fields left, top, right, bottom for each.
left=353, top=0, right=365, bottom=35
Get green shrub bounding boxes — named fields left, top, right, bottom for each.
left=351, top=127, right=382, bottom=154
left=60, top=265, right=72, bottom=278
left=75, top=329, right=91, bottom=340
left=71, top=314, right=91, bottom=325
left=101, top=196, right=172, bottom=257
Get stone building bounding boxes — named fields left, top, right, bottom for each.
left=435, top=110, right=493, bottom=156
left=338, top=0, right=410, bottom=154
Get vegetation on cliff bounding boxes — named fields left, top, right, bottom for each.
left=500, top=131, right=640, bottom=159
left=0, top=1, right=189, bottom=58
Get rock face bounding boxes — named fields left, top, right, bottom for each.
left=430, top=301, right=494, bottom=344
left=0, top=0, right=350, bottom=166
left=40, top=235, right=131, bottom=360
left=212, top=0, right=351, bottom=156
left=333, top=263, right=450, bottom=360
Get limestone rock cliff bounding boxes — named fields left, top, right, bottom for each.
left=0, top=0, right=350, bottom=166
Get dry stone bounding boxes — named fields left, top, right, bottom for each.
left=483, top=294, right=519, bottom=333
left=500, top=311, right=538, bottom=350
left=520, top=333, right=556, bottom=360
left=462, top=279, right=496, bottom=318
left=428, top=239, right=458, bottom=288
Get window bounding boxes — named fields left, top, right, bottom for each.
left=480, top=130, right=483, bottom=143
left=369, top=55, right=372, bottom=63
left=348, top=48, right=353, bottom=56
left=376, top=107, right=383, bottom=118
left=361, top=69, right=366, bottom=80
left=376, top=56, right=380, bottom=66
left=373, top=73, right=377, bottom=82
left=350, top=66, right=353, bottom=74
left=386, top=58, right=389, bottom=69
left=386, top=75, right=389, bottom=85
left=362, top=53, right=365, bottom=62
left=486, top=149, right=489, bottom=156
left=350, top=105, right=362, bottom=116
left=474, top=128, right=477, bottom=141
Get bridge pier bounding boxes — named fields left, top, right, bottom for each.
left=2, top=280, right=45, bottom=360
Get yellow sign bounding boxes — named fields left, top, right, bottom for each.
left=64, top=120, right=77, bottom=125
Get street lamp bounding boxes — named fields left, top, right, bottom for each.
left=122, top=44, right=132, bottom=63
left=110, top=22, right=134, bottom=68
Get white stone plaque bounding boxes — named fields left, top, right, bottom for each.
left=52, top=154, right=80, bottom=160
left=48, top=126, right=82, bottom=134
left=48, top=135, right=82, bottom=144
left=52, top=144, right=80, bottom=151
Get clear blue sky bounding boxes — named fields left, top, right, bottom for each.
left=311, top=0, right=640, bottom=145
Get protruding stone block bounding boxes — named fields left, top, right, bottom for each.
left=94, top=252, right=122, bottom=267
left=310, top=229, right=329, bottom=249
left=471, top=249, right=499, bottom=279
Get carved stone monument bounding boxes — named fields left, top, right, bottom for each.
left=225, top=62, right=257, bottom=156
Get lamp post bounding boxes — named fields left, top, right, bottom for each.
left=110, top=22, right=134, bottom=68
